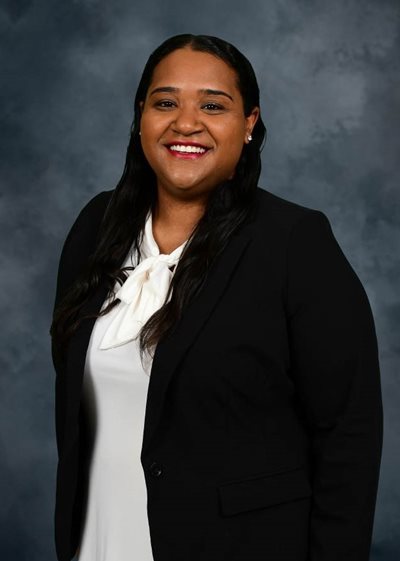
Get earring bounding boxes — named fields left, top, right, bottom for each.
left=247, top=134, right=252, bottom=142
left=139, top=132, right=141, bottom=135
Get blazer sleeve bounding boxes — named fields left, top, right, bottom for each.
left=285, top=210, right=383, bottom=561
left=51, top=190, right=111, bottom=319
left=50, top=190, right=111, bottom=457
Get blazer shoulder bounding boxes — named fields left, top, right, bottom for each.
left=254, top=186, right=328, bottom=234
left=51, top=189, right=114, bottom=313
left=255, top=186, right=322, bottom=219
left=62, top=189, right=114, bottom=252
left=71, top=188, right=113, bottom=232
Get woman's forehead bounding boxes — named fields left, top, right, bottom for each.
left=149, top=48, right=238, bottom=94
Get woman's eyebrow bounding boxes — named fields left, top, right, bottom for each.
left=149, top=86, right=233, bottom=101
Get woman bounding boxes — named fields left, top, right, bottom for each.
left=50, top=34, right=383, bottom=561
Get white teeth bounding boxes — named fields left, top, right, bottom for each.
left=169, top=144, right=207, bottom=154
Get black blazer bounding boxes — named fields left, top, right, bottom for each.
left=50, top=186, right=383, bottom=561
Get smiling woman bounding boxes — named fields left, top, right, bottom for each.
left=138, top=48, right=258, bottom=206
left=49, top=34, right=382, bottom=561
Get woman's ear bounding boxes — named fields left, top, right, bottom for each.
left=245, top=106, right=260, bottom=138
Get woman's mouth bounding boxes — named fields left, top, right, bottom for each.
left=164, top=144, right=212, bottom=159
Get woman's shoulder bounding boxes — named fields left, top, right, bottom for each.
left=252, top=186, right=333, bottom=245
left=254, top=186, right=326, bottom=227
left=254, top=187, right=366, bottom=299
left=77, top=189, right=114, bottom=221
left=66, top=189, right=114, bottom=240
left=58, top=189, right=114, bottom=265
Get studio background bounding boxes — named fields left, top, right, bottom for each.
left=1, top=0, right=399, bottom=559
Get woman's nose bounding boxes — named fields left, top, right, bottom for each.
left=171, top=106, right=204, bottom=134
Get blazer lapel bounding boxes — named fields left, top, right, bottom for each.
left=141, top=229, right=253, bottom=458
left=65, top=226, right=253, bottom=459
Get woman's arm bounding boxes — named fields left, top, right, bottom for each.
left=50, top=190, right=112, bottom=457
left=285, top=210, right=383, bottom=561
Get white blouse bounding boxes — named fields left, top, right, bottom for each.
left=77, top=209, right=189, bottom=561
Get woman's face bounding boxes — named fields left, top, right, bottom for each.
left=139, top=47, right=259, bottom=200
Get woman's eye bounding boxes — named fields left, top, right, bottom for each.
left=203, top=103, right=223, bottom=111
left=155, top=100, right=175, bottom=108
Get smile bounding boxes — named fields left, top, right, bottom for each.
left=165, top=144, right=211, bottom=159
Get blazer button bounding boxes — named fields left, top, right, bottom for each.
left=149, top=461, right=163, bottom=477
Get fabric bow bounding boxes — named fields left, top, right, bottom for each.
left=98, top=211, right=189, bottom=350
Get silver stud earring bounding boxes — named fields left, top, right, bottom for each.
left=247, top=134, right=252, bottom=142
left=139, top=132, right=141, bottom=135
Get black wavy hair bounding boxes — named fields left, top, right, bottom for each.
left=50, top=33, right=267, bottom=367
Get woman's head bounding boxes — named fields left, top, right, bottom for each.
left=130, top=34, right=266, bottom=201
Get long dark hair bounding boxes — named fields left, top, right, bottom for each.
left=50, top=33, right=267, bottom=367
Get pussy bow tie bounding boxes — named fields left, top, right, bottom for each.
left=98, top=211, right=189, bottom=350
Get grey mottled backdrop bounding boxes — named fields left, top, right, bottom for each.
left=1, top=0, right=399, bottom=559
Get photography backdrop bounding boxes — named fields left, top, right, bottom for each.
left=1, top=0, right=399, bottom=559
